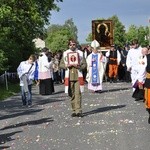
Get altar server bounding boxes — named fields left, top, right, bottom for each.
left=126, top=39, right=142, bottom=89
left=38, top=47, right=54, bottom=95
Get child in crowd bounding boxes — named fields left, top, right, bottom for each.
left=17, top=55, right=36, bottom=106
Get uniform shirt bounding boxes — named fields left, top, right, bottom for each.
left=59, top=49, right=87, bottom=81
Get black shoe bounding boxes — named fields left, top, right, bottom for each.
left=71, top=113, right=77, bottom=117
left=76, top=113, right=83, bottom=118
left=95, top=90, right=102, bottom=93
left=27, top=102, right=32, bottom=108
left=135, top=98, right=143, bottom=101
left=109, top=80, right=113, bottom=83
left=22, top=104, right=26, bottom=108
left=113, top=80, right=117, bottom=83
left=28, top=101, right=32, bottom=105
left=135, top=98, right=140, bottom=101
left=148, top=116, right=150, bottom=124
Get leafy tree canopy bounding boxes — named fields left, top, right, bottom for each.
left=108, top=15, right=126, bottom=48
left=45, top=18, right=78, bottom=53
left=126, top=25, right=149, bottom=46
left=0, top=0, right=63, bottom=72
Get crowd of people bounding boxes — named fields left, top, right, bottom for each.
left=17, top=38, right=150, bottom=123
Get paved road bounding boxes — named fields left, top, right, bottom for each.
left=0, top=82, right=150, bottom=150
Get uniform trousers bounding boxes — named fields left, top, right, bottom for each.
left=68, top=81, right=82, bottom=114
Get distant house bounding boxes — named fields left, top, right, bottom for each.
left=32, top=38, right=45, bottom=49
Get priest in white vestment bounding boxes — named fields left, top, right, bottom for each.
left=86, top=40, right=106, bottom=92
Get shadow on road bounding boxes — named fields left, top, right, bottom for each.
left=52, top=90, right=64, bottom=95
left=0, top=146, right=10, bottom=149
left=1, top=117, right=53, bottom=130
left=0, top=93, right=66, bottom=123
left=83, top=104, right=126, bottom=117
left=0, top=130, right=22, bottom=147
left=86, top=87, right=131, bottom=94
left=0, top=108, right=44, bottom=121
left=103, top=87, right=130, bottom=93
left=34, top=98, right=65, bottom=106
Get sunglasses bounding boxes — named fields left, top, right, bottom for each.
left=69, top=43, right=76, bottom=46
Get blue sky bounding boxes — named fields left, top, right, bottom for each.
left=49, top=0, right=150, bottom=44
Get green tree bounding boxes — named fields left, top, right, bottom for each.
left=125, top=25, right=149, bottom=46
left=125, top=25, right=138, bottom=43
left=46, top=27, right=72, bottom=52
left=144, top=26, right=150, bottom=46
left=64, top=18, right=78, bottom=41
left=138, top=26, right=149, bottom=46
left=45, top=18, right=78, bottom=53
left=0, top=0, right=63, bottom=72
left=108, top=15, right=126, bottom=48
left=86, top=33, right=92, bottom=42
left=0, top=49, right=8, bottom=74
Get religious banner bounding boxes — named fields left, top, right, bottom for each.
left=67, top=52, right=79, bottom=66
left=92, top=20, right=113, bottom=49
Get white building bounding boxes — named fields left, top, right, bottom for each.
left=32, top=38, right=45, bottom=49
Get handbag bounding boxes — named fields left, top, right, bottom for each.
left=22, top=63, right=34, bottom=93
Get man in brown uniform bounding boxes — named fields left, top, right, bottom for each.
left=59, top=39, right=87, bottom=117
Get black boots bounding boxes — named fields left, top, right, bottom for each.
left=71, top=112, right=83, bottom=118
left=148, top=116, right=150, bottom=124
left=109, top=78, right=113, bottom=83
left=109, top=77, right=117, bottom=83
left=71, top=113, right=76, bottom=117
left=146, top=109, right=150, bottom=124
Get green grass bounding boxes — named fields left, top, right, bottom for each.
left=0, top=82, right=20, bottom=101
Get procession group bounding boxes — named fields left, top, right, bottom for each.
left=17, top=38, right=150, bottom=123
